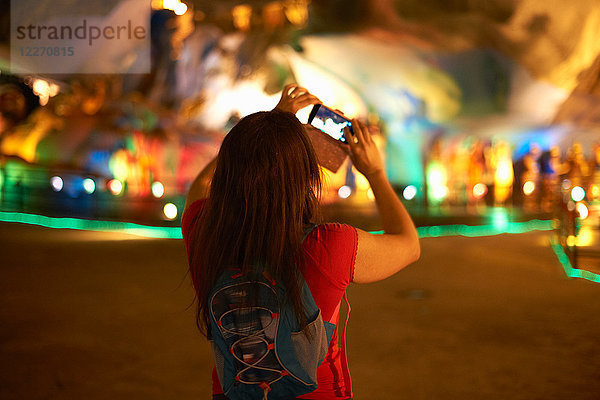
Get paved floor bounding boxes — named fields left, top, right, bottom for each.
left=1, top=222, right=599, bottom=400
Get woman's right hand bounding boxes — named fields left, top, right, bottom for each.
left=348, top=118, right=420, bottom=284
left=346, top=119, right=385, bottom=180
left=274, top=84, right=321, bottom=114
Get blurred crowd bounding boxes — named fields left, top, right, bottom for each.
left=423, top=137, right=600, bottom=214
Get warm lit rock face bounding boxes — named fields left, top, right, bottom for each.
left=341, top=0, right=600, bottom=128
left=553, top=53, right=600, bottom=128
left=355, top=0, right=600, bottom=92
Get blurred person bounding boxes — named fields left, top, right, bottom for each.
left=490, top=140, right=513, bottom=206
left=182, top=84, right=420, bottom=400
left=594, top=142, right=600, bottom=172
left=540, top=146, right=565, bottom=212
left=446, top=138, right=469, bottom=207
left=520, top=145, right=541, bottom=213
left=425, top=137, right=448, bottom=209
left=466, top=139, right=488, bottom=211
left=589, top=142, right=600, bottom=202
left=565, top=142, right=590, bottom=187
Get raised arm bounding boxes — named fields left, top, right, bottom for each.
left=347, top=120, right=420, bottom=283
left=184, top=84, right=320, bottom=212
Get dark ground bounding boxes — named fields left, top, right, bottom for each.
left=1, top=222, right=599, bottom=400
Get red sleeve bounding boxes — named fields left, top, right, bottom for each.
left=304, top=223, right=358, bottom=289
left=181, top=198, right=206, bottom=252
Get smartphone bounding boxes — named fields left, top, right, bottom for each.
left=307, top=104, right=352, bottom=143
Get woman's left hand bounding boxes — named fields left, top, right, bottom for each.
left=274, top=84, right=321, bottom=114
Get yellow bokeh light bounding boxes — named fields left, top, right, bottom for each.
left=576, top=202, right=589, bottom=219
left=163, top=203, right=178, bottom=220
left=263, top=2, right=285, bottom=28
left=473, top=183, right=487, bottom=199
left=284, top=0, right=309, bottom=26
left=233, top=4, right=252, bottom=31
left=108, top=179, right=123, bottom=196
left=337, top=185, right=351, bottom=199
left=163, top=0, right=177, bottom=10
left=523, top=181, right=536, bottom=196
left=174, top=2, right=187, bottom=16
left=151, top=181, right=165, bottom=198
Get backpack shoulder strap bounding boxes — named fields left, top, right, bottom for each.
left=340, top=291, right=352, bottom=398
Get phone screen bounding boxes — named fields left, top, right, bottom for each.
left=307, top=105, right=352, bottom=143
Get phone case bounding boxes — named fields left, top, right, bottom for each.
left=304, top=124, right=350, bottom=173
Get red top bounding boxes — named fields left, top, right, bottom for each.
left=182, top=199, right=357, bottom=399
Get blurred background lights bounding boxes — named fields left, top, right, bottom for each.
left=31, top=78, right=59, bottom=106
left=523, top=181, right=535, bottom=196
left=173, top=2, right=187, bottom=15
left=576, top=202, right=589, bottom=219
left=403, top=185, right=417, bottom=201
left=232, top=4, right=252, bottom=31
left=590, top=184, right=599, bottom=199
left=82, top=178, right=95, bottom=194
left=152, top=0, right=187, bottom=15
left=472, top=183, right=487, bottom=199
left=283, top=0, right=309, bottom=26
left=50, top=176, right=63, bottom=192
left=432, top=185, right=448, bottom=201
left=151, top=181, right=165, bottom=198
left=163, top=203, right=178, bottom=220
left=338, top=185, right=352, bottom=199
left=571, top=186, right=585, bottom=202
left=108, top=179, right=123, bottom=196
left=367, top=188, right=375, bottom=200
left=490, top=208, right=509, bottom=230
left=495, top=161, right=513, bottom=186
left=561, top=179, right=571, bottom=191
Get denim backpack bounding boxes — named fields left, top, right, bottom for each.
left=208, top=227, right=336, bottom=400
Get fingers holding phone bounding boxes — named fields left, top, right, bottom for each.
left=346, top=119, right=385, bottom=180
left=275, top=84, right=321, bottom=114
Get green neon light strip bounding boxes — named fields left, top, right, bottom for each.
left=1, top=211, right=554, bottom=240
left=5, top=210, right=596, bottom=284
left=0, top=211, right=182, bottom=239
left=550, top=239, right=600, bottom=284
left=417, top=219, right=554, bottom=237
left=370, top=219, right=554, bottom=238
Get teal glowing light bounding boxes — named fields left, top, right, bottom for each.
left=490, top=207, right=509, bottom=230
left=0, top=211, right=555, bottom=241
left=403, top=185, right=417, bottom=201
left=82, top=178, right=96, bottom=194
left=550, top=238, right=600, bottom=283
left=426, top=162, right=447, bottom=202
left=369, top=219, right=553, bottom=238
left=0, top=211, right=182, bottom=239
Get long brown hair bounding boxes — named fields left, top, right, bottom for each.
left=188, top=110, right=322, bottom=335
